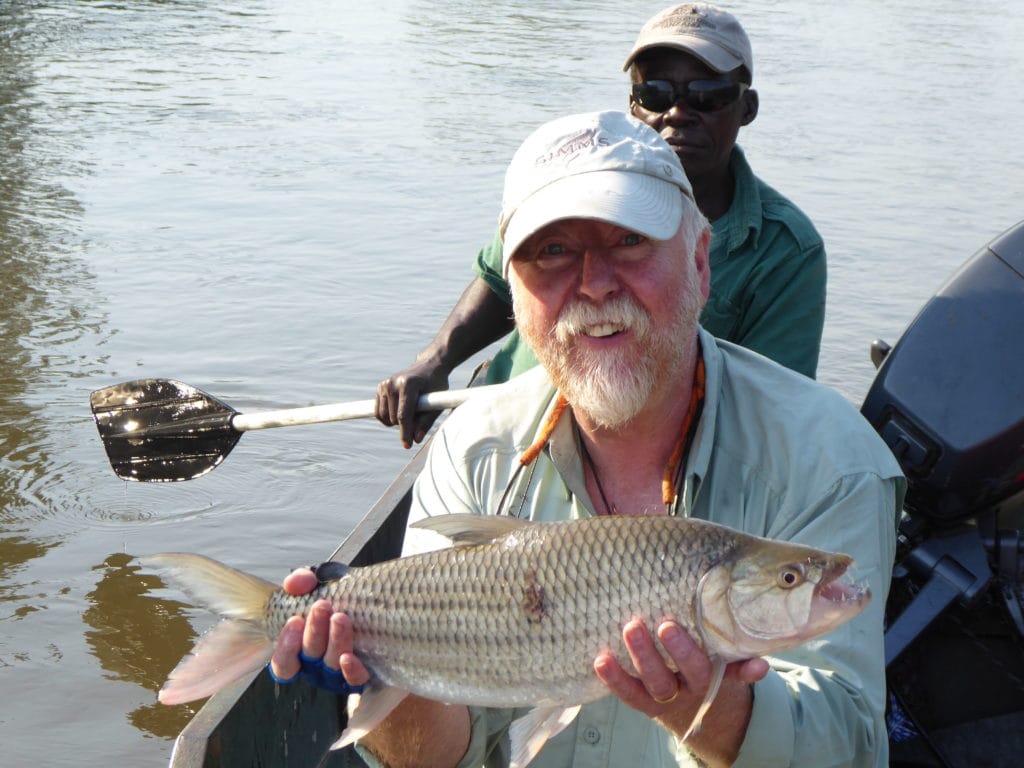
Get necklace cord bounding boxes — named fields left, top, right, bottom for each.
left=518, top=395, right=569, bottom=466
left=662, top=355, right=706, bottom=507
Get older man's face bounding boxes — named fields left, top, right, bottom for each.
left=509, top=219, right=709, bottom=429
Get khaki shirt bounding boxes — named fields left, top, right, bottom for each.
left=385, top=329, right=903, bottom=767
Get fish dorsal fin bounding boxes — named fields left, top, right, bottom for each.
left=508, top=704, right=582, bottom=768
left=410, top=514, right=535, bottom=546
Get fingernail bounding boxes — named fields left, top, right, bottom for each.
left=659, top=622, right=690, bottom=653
left=625, top=623, right=644, bottom=644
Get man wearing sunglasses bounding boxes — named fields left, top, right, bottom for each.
left=376, top=3, right=826, bottom=450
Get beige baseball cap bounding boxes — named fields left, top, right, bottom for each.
left=498, top=111, right=694, bottom=277
left=622, top=3, right=753, bottom=78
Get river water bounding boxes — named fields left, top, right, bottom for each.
left=0, top=1, right=1021, bottom=764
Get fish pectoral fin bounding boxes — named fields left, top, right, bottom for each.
left=508, top=704, right=582, bottom=768
left=680, top=656, right=727, bottom=742
left=330, top=685, right=411, bottom=750
left=410, top=513, right=535, bottom=546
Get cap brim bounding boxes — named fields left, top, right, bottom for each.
left=502, top=170, right=684, bottom=277
left=622, top=36, right=744, bottom=74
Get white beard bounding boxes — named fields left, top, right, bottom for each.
left=514, top=271, right=703, bottom=431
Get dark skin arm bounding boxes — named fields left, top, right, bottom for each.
left=272, top=570, right=768, bottom=768
left=375, top=276, right=514, bottom=448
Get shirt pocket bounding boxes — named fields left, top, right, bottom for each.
left=700, top=292, right=741, bottom=342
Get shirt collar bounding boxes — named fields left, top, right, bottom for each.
left=679, top=327, right=722, bottom=511
left=548, top=401, right=590, bottom=507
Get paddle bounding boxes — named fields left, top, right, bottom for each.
left=90, top=378, right=496, bottom=483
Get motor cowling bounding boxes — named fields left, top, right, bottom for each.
left=861, top=219, right=1024, bottom=524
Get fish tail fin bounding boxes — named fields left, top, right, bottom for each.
left=158, top=619, right=275, bottom=705
left=138, top=553, right=279, bottom=705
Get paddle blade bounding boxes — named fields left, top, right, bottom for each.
left=90, top=379, right=241, bottom=482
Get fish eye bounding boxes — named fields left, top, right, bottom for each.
left=778, top=564, right=805, bottom=589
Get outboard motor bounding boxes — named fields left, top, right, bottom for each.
left=861, top=219, right=1024, bottom=767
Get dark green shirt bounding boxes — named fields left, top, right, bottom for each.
left=474, top=146, right=826, bottom=380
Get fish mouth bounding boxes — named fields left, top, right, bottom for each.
left=808, top=558, right=871, bottom=627
left=816, top=575, right=871, bottom=606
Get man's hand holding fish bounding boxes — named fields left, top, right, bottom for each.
left=271, top=591, right=474, bottom=768
left=595, top=618, right=769, bottom=763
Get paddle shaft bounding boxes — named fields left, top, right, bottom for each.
left=90, top=378, right=500, bottom=481
left=231, top=386, right=498, bottom=432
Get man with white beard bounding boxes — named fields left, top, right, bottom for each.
left=271, top=111, right=904, bottom=768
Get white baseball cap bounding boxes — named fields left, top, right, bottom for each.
left=498, top=111, right=694, bottom=276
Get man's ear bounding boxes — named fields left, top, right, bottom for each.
left=741, top=88, right=759, bottom=126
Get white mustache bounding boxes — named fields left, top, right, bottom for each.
left=553, top=297, right=650, bottom=345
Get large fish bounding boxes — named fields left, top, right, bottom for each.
left=142, top=514, right=869, bottom=766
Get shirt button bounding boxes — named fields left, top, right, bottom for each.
left=582, top=726, right=601, bottom=745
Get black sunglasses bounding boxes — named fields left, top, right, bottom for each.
left=631, top=79, right=748, bottom=114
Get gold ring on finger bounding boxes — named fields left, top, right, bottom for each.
left=652, top=684, right=680, bottom=705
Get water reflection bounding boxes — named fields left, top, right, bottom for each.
left=1, top=14, right=150, bottom=751
left=0, top=0, right=107, bottom=536
left=84, top=553, right=200, bottom=739
left=0, top=535, right=59, bottom=612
